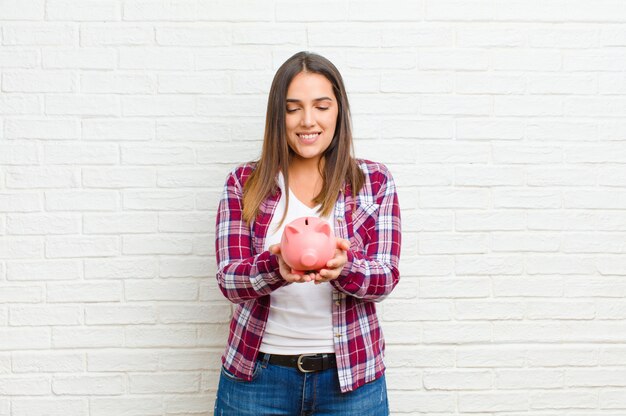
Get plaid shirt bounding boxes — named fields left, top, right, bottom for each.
left=215, top=158, right=401, bottom=393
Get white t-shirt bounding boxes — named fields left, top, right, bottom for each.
left=258, top=171, right=335, bottom=354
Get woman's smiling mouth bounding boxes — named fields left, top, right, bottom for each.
left=297, top=132, right=321, bottom=143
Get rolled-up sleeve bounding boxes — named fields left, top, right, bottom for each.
left=331, top=165, right=401, bottom=302
left=215, top=168, right=288, bottom=304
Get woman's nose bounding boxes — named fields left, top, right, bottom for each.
left=300, top=108, right=315, bottom=126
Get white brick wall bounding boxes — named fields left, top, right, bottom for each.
left=1, top=0, right=626, bottom=414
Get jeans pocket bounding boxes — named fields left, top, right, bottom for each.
left=220, top=360, right=262, bottom=383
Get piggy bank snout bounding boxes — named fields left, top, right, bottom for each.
left=300, top=249, right=318, bottom=268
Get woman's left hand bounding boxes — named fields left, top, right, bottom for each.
left=313, top=238, right=350, bottom=285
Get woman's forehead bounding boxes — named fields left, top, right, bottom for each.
left=286, top=72, right=335, bottom=100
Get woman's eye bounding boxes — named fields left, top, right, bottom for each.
left=318, top=107, right=329, bottom=111
left=286, top=108, right=298, bottom=113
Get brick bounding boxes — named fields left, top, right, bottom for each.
left=125, top=327, right=195, bottom=347
left=381, top=71, right=452, bottom=93
left=196, top=95, right=265, bottom=117
left=80, top=72, right=156, bottom=94
left=89, top=397, right=162, bottom=416
left=0, top=50, right=39, bottom=69
left=42, top=48, right=116, bottom=69
left=419, top=49, right=489, bottom=70
left=381, top=24, right=453, bottom=46
left=44, top=143, right=119, bottom=165
left=197, top=324, right=229, bottom=347
left=0, top=237, right=43, bottom=259
left=52, top=375, right=124, bottom=395
left=159, top=350, right=209, bottom=370
left=0, top=328, right=50, bottom=350
left=458, top=392, right=528, bottom=412
left=383, top=300, right=451, bottom=321
left=7, top=213, right=80, bottom=234
left=46, top=282, right=122, bottom=303
left=0, top=0, right=44, bottom=20
left=4, top=119, right=79, bottom=140
left=84, top=258, right=156, bottom=279
left=156, top=168, right=215, bottom=188
left=426, top=0, right=491, bottom=21
left=529, top=390, right=597, bottom=409
left=45, top=190, right=119, bottom=211
left=83, top=213, right=157, bottom=234
left=46, top=0, right=121, bottom=21
left=2, top=23, right=75, bottom=45
left=12, top=399, right=86, bottom=416
left=129, top=372, right=199, bottom=393
left=119, top=47, right=193, bottom=70
left=10, top=305, right=81, bottom=326
left=122, top=190, right=195, bottom=210
left=455, top=73, right=525, bottom=94
left=82, top=119, right=154, bottom=141
left=125, top=279, right=197, bottom=301
left=195, top=47, right=272, bottom=70
left=82, top=167, right=156, bottom=188
left=45, top=236, right=120, bottom=258
left=156, top=120, right=229, bottom=141
left=52, top=327, right=124, bottom=348
left=455, top=254, right=524, bottom=275
left=276, top=0, right=346, bottom=21
left=457, top=26, right=525, bottom=47
left=157, top=304, right=230, bottom=324
left=496, top=96, right=564, bottom=116
left=156, top=25, right=230, bottom=46
left=424, top=369, right=492, bottom=390
left=7, top=260, right=82, bottom=281
left=233, top=24, right=305, bottom=45
left=491, top=232, right=560, bottom=252
left=196, top=143, right=261, bottom=163
left=175, top=252, right=210, bottom=276
left=85, top=305, right=156, bottom=325
left=455, top=300, right=525, bottom=320
left=0, top=144, right=39, bottom=164
left=121, top=145, right=194, bottom=164
left=12, top=351, right=86, bottom=373
left=80, top=24, right=154, bottom=46
left=0, top=376, right=49, bottom=395
left=0, top=286, right=42, bottom=303
left=157, top=73, right=229, bottom=94
left=122, top=235, right=192, bottom=255
left=158, top=213, right=211, bottom=232
left=2, top=71, right=75, bottom=92
left=6, top=167, right=79, bottom=189
left=45, top=95, right=119, bottom=116
left=0, top=94, right=41, bottom=115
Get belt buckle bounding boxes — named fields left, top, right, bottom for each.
left=296, top=354, right=318, bottom=373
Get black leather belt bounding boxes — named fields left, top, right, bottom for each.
left=259, top=352, right=337, bottom=373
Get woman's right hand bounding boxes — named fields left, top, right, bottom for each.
left=269, top=244, right=317, bottom=283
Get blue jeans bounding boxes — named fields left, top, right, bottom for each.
left=213, top=354, right=389, bottom=415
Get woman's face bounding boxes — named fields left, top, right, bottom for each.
left=285, top=71, right=339, bottom=165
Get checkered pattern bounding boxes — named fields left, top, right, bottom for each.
left=215, top=159, right=401, bottom=393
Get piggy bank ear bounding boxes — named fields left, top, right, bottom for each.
left=315, top=221, right=332, bottom=237
left=284, top=224, right=300, bottom=242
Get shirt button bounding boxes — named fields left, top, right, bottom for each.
left=337, top=217, right=343, bottom=223
left=335, top=300, right=340, bottom=305
left=335, top=333, right=342, bottom=338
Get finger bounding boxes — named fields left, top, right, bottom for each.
left=336, top=238, right=350, bottom=250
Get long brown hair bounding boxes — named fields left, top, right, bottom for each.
left=242, top=51, right=364, bottom=227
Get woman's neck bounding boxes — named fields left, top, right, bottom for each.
left=288, top=155, right=324, bottom=179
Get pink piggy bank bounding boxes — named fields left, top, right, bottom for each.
left=280, top=217, right=336, bottom=275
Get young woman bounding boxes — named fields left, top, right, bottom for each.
left=214, top=51, right=401, bottom=415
